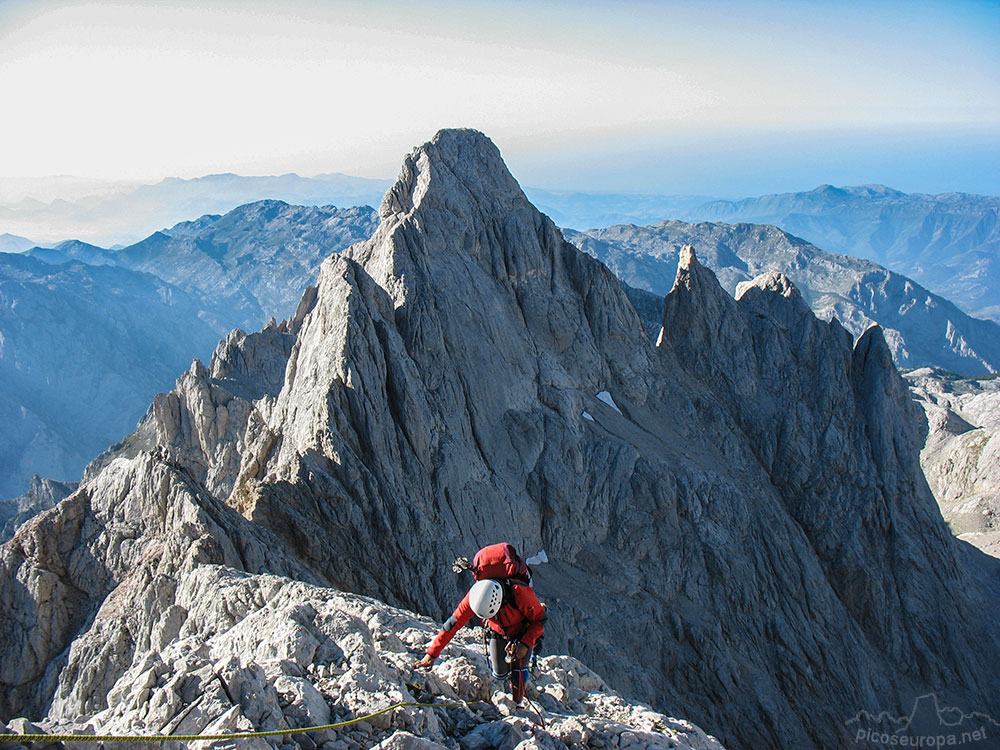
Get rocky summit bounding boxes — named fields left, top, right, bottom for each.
left=2, top=129, right=999, bottom=750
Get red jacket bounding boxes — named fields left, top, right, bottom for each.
left=427, top=583, right=546, bottom=659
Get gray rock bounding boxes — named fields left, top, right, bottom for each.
left=906, top=368, right=1000, bottom=558
left=1, top=452, right=714, bottom=748
left=460, top=719, right=525, bottom=750
left=374, top=731, right=451, bottom=750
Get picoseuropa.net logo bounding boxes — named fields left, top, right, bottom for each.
left=845, top=694, right=999, bottom=749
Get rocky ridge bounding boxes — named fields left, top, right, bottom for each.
left=2, top=130, right=999, bottom=750
left=906, top=368, right=1000, bottom=559
left=0, top=458, right=722, bottom=750
left=28, top=201, right=380, bottom=330
left=567, top=220, right=1000, bottom=375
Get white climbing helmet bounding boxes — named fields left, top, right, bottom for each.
left=469, top=579, right=504, bottom=619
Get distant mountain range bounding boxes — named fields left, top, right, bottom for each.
left=682, top=185, right=1000, bottom=323
left=25, top=201, right=379, bottom=330
left=1, top=201, right=377, bottom=498
left=2, top=170, right=715, bottom=247
left=567, top=221, right=1000, bottom=376
left=6, top=175, right=997, bottom=326
left=0, top=172, right=391, bottom=247
left=522, top=190, right=713, bottom=230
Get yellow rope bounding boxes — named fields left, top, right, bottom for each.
left=5, top=699, right=476, bottom=744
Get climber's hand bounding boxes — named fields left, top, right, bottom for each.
left=413, top=654, right=436, bottom=670
left=512, top=643, right=529, bottom=662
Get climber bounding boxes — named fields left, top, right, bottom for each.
left=413, top=544, right=546, bottom=704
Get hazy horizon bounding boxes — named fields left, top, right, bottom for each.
left=2, top=0, right=998, bottom=199
left=4, top=155, right=1000, bottom=211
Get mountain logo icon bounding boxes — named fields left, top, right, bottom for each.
left=845, top=693, right=1000, bottom=748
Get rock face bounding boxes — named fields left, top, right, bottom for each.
left=2, top=130, right=999, bottom=750
left=683, top=184, right=1000, bottom=323
left=566, top=220, right=1000, bottom=375
left=906, top=368, right=1000, bottom=559
left=3, top=561, right=724, bottom=750
left=0, top=330, right=722, bottom=750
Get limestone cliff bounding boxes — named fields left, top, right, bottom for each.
left=906, top=368, right=1000, bottom=559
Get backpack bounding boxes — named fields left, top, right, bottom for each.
left=471, top=543, right=532, bottom=584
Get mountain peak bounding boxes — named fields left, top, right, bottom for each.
left=348, top=128, right=561, bottom=312
left=809, top=183, right=846, bottom=197
left=735, top=270, right=802, bottom=304
left=670, top=243, right=725, bottom=301
left=378, top=128, right=526, bottom=222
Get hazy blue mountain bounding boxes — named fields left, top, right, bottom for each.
left=683, top=185, right=1000, bottom=322
left=1, top=170, right=722, bottom=247
left=0, top=176, right=139, bottom=205
left=27, top=239, right=119, bottom=266
left=0, top=172, right=391, bottom=246
left=117, top=201, right=379, bottom=326
left=568, top=220, right=1000, bottom=375
left=522, top=188, right=713, bottom=230
left=0, top=233, right=35, bottom=253
left=0, top=252, right=237, bottom=499
left=28, top=201, right=380, bottom=328
left=2, top=201, right=379, bottom=499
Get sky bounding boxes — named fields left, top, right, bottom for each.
left=1, top=0, right=998, bottom=198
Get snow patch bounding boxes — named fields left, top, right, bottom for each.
left=596, top=390, right=623, bottom=415
left=582, top=411, right=595, bottom=422
left=525, top=549, right=549, bottom=565
left=656, top=327, right=665, bottom=347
